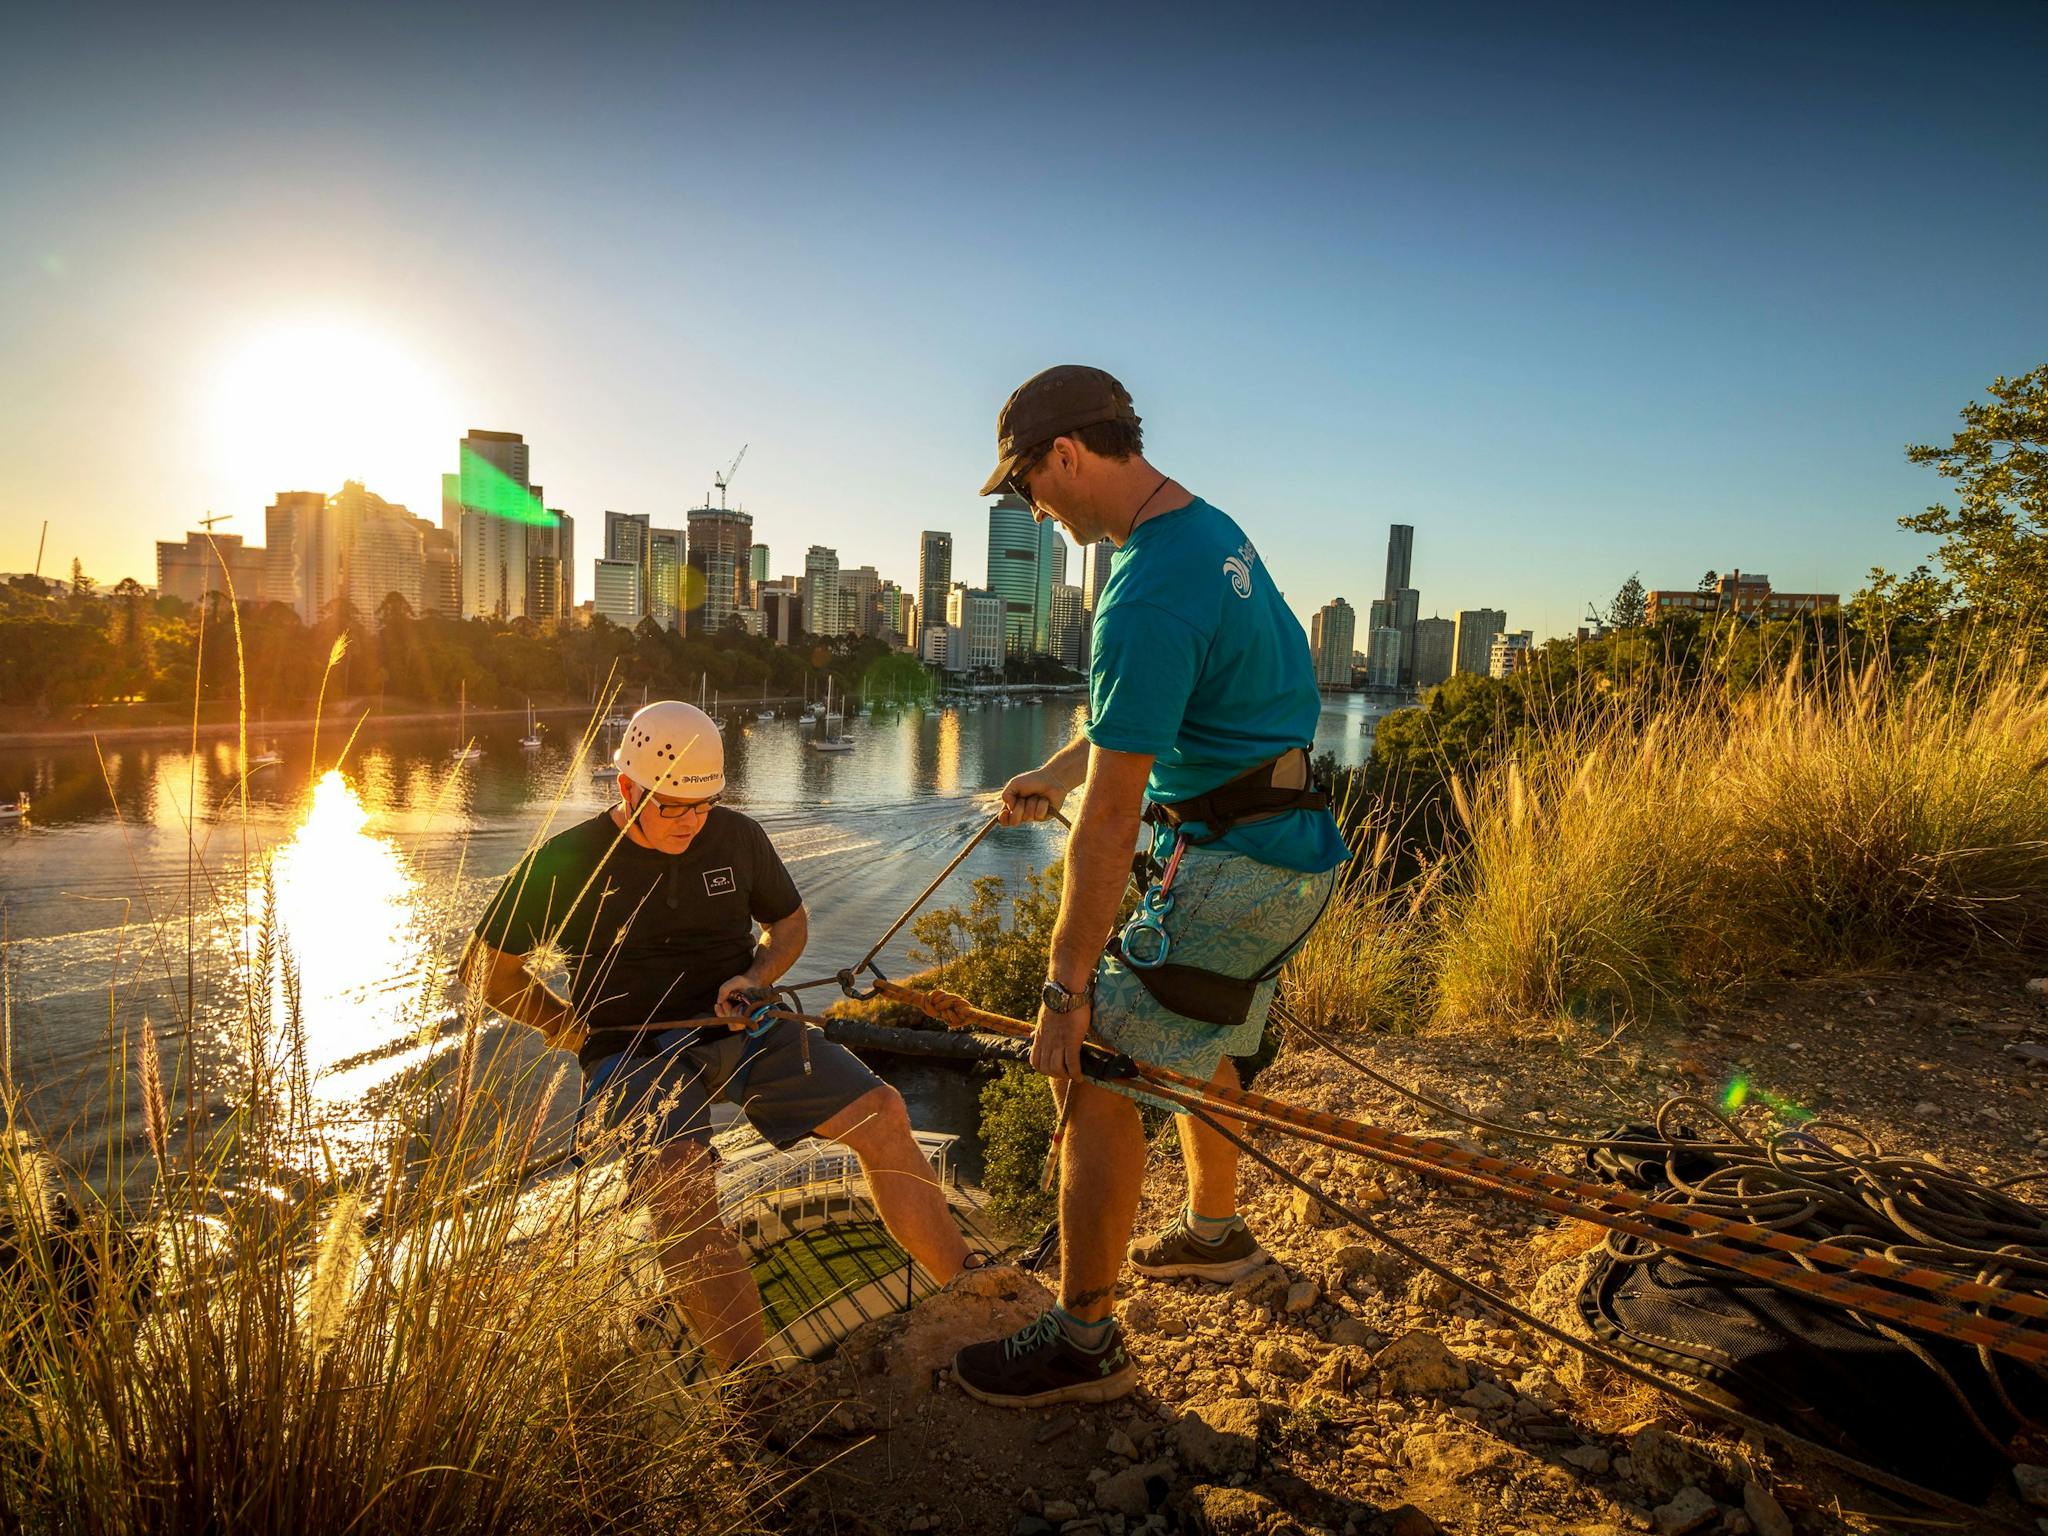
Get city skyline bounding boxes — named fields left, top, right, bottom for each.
left=6, top=7, right=2046, bottom=641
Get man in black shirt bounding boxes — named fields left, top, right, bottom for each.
left=470, top=700, right=969, bottom=1367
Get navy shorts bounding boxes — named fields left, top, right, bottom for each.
left=581, top=1018, right=884, bottom=1157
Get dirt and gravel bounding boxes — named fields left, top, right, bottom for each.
left=758, top=963, right=2048, bottom=1536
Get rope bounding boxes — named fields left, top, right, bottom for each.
left=868, top=980, right=2048, bottom=1371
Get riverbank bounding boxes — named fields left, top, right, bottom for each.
left=0, top=699, right=601, bottom=748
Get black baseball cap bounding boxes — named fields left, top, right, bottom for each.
left=978, top=365, right=1140, bottom=497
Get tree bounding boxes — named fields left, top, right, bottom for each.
left=1697, top=570, right=1719, bottom=595
left=1606, top=573, right=1647, bottom=630
left=1894, top=365, right=2048, bottom=635
left=70, top=558, right=96, bottom=599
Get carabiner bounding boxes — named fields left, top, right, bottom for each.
left=1117, top=834, right=1186, bottom=970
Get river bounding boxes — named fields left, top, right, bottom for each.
left=0, top=692, right=1386, bottom=1186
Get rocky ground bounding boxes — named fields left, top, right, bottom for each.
left=761, top=964, right=2048, bottom=1536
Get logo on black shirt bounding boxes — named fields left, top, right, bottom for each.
left=703, top=867, right=736, bottom=897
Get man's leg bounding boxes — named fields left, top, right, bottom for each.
left=1056, top=1078, right=1148, bottom=1322
left=1179, top=1054, right=1241, bottom=1219
left=641, top=1138, right=766, bottom=1370
left=815, top=1083, right=969, bottom=1283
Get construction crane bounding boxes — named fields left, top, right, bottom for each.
left=713, top=445, right=747, bottom=511
left=198, top=511, right=233, bottom=531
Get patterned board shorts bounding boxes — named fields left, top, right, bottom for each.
left=1091, top=845, right=1338, bottom=1112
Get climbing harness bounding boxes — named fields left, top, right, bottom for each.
left=1142, top=744, right=1328, bottom=845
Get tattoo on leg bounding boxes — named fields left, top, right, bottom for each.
left=1063, top=1283, right=1117, bottom=1312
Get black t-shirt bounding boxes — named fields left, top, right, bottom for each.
left=473, top=808, right=802, bottom=1066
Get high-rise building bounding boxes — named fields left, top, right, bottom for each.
left=986, top=494, right=1058, bottom=656
left=1411, top=615, right=1455, bottom=688
left=419, top=522, right=460, bottom=618
left=1050, top=582, right=1087, bottom=670
left=600, top=510, right=651, bottom=626
left=1309, top=598, right=1356, bottom=688
left=265, top=490, right=339, bottom=622
left=917, top=531, right=953, bottom=644
left=1384, top=524, right=1413, bottom=599
left=1049, top=536, right=1068, bottom=589
left=879, top=583, right=914, bottom=646
left=332, top=481, right=425, bottom=621
left=440, top=473, right=461, bottom=534
left=1453, top=609, right=1508, bottom=676
left=945, top=583, right=1003, bottom=674
left=515, top=497, right=571, bottom=627
left=840, top=564, right=882, bottom=638
left=1488, top=630, right=1534, bottom=679
left=685, top=508, right=753, bottom=634
left=156, top=530, right=268, bottom=605
left=592, top=558, right=642, bottom=629
left=1366, top=626, right=1403, bottom=689
left=757, top=581, right=801, bottom=646
left=649, top=527, right=683, bottom=629
left=805, top=546, right=844, bottom=638
left=1080, top=538, right=1115, bottom=615
left=457, top=429, right=542, bottom=621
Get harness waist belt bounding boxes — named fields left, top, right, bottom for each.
left=1147, top=746, right=1327, bottom=845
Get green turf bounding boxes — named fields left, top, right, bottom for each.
left=752, top=1218, right=926, bottom=1332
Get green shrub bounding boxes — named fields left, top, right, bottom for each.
left=975, top=1065, right=1057, bottom=1232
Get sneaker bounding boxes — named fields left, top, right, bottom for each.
left=1126, top=1212, right=1268, bottom=1283
left=952, top=1311, right=1137, bottom=1408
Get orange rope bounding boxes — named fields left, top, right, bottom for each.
left=870, top=979, right=2048, bottom=1369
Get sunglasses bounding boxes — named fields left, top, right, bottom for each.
left=1005, top=442, right=1051, bottom=507
left=636, top=791, right=722, bottom=821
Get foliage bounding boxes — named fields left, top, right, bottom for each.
left=1291, top=648, right=2048, bottom=1038
left=906, top=864, right=1067, bottom=1023
left=1605, top=572, right=1646, bottom=630
left=975, top=1066, right=1058, bottom=1232
left=0, top=573, right=928, bottom=718
left=0, top=918, right=773, bottom=1534
left=1895, top=364, right=2048, bottom=639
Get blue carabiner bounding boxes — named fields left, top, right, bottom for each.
left=1119, top=900, right=1173, bottom=968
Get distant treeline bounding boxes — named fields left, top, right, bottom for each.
left=0, top=573, right=1037, bottom=716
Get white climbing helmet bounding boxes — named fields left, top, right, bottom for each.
left=613, top=700, right=725, bottom=799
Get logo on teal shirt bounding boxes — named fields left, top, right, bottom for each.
left=1222, top=539, right=1259, bottom=599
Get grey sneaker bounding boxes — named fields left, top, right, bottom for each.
left=1127, top=1212, right=1268, bottom=1282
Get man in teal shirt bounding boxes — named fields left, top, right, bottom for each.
left=953, top=366, right=1349, bottom=1407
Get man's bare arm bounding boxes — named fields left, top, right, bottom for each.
left=470, top=939, right=585, bottom=1053
left=1048, top=745, right=1152, bottom=991
left=998, top=731, right=1094, bottom=825
left=715, top=903, right=810, bottom=1015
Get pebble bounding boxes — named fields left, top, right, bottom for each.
left=1284, top=1279, right=1320, bottom=1314
left=1105, top=1428, right=1138, bottom=1460
left=2015, top=1463, right=2048, bottom=1511
left=1651, top=1486, right=1717, bottom=1536
left=1562, top=1444, right=1612, bottom=1474
left=1742, top=1481, right=1795, bottom=1536
left=1042, top=1500, right=1079, bottom=1523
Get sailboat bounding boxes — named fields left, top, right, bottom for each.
left=520, top=698, right=542, bottom=750
left=0, top=793, right=27, bottom=823
left=450, top=680, right=483, bottom=763
left=757, top=678, right=774, bottom=723
left=248, top=709, right=282, bottom=770
left=808, top=675, right=853, bottom=752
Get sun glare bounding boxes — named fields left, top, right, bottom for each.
left=209, top=318, right=451, bottom=508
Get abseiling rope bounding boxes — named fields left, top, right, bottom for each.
left=865, top=979, right=2048, bottom=1371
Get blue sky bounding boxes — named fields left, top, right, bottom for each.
left=3, top=2, right=2044, bottom=639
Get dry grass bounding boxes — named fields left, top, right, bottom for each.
left=0, top=916, right=777, bottom=1535
left=1285, top=655, right=2048, bottom=1038
left=0, top=599, right=771, bottom=1534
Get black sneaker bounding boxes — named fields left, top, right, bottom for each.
left=952, top=1310, right=1137, bottom=1408
left=1127, top=1212, right=1267, bottom=1282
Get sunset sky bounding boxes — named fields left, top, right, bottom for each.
left=4, top=3, right=2045, bottom=638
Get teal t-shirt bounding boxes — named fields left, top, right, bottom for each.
left=1084, top=497, right=1350, bottom=874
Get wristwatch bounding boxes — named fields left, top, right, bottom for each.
left=1041, top=976, right=1094, bottom=1014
